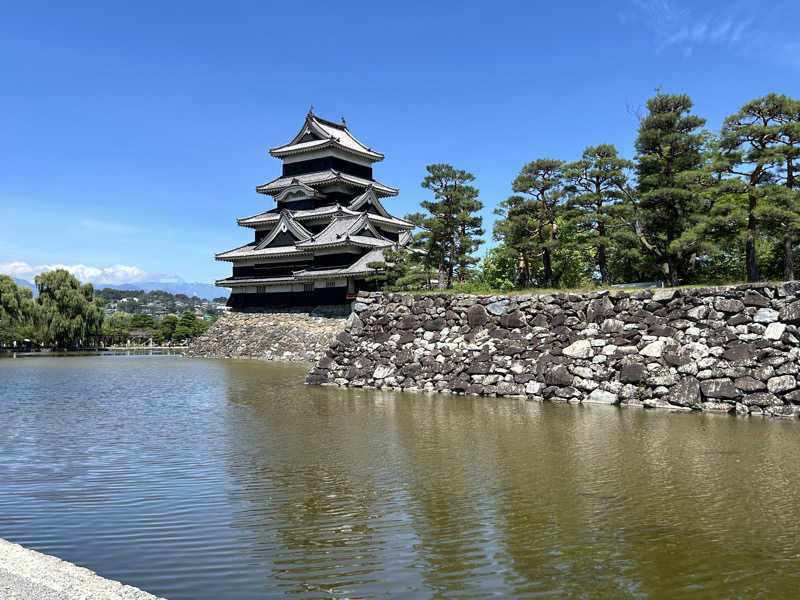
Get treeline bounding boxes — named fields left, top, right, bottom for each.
left=95, top=287, right=227, bottom=315
left=95, top=288, right=216, bottom=303
left=375, top=91, right=800, bottom=291
left=102, top=310, right=212, bottom=345
left=0, top=270, right=213, bottom=349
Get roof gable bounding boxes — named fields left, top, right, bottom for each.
left=269, top=110, right=384, bottom=162
left=348, top=186, right=392, bottom=217
left=274, top=179, right=326, bottom=204
left=349, top=213, right=389, bottom=240
left=255, top=211, right=312, bottom=249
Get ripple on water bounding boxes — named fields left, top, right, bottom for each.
left=1, top=355, right=800, bottom=599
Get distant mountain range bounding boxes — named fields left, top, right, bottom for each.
left=11, top=278, right=225, bottom=301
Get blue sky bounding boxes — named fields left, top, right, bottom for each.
left=1, top=0, right=798, bottom=285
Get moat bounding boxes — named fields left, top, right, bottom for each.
left=2, top=355, right=800, bottom=599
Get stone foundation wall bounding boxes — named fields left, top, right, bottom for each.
left=186, top=308, right=347, bottom=362
left=307, top=284, right=800, bottom=418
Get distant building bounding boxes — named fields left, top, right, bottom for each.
left=215, top=108, right=413, bottom=308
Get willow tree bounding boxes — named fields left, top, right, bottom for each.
left=634, top=93, right=708, bottom=286
left=494, top=159, right=564, bottom=288
left=0, top=275, right=35, bottom=344
left=562, top=144, right=632, bottom=284
left=35, top=269, right=104, bottom=348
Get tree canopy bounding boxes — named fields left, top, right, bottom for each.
left=34, top=269, right=104, bottom=347
left=414, top=164, right=484, bottom=288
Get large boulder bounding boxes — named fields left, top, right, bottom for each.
left=668, top=377, right=702, bottom=408
left=743, top=290, right=770, bottom=307
left=486, top=300, right=509, bottom=316
left=714, top=297, right=745, bottom=313
left=500, top=310, right=527, bottom=329
left=764, top=322, right=786, bottom=340
left=585, top=389, right=618, bottom=404
left=586, top=297, right=614, bottom=323
left=779, top=300, right=800, bottom=323
left=640, top=340, right=669, bottom=358
left=467, top=304, right=488, bottom=327
left=723, top=343, right=756, bottom=363
left=753, top=308, right=779, bottom=323
left=734, top=376, right=766, bottom=392
left=700, top=378, right=739, bottom=399
left=767, top=375, right=796, bottom=394
left=562, top=339, right=593, bottom=359
left=544, top=365, right=573, bottom=386
left=620, top=363, right=647, bottom=383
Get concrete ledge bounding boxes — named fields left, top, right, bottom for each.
left=0, top=538, right=165, bottom=600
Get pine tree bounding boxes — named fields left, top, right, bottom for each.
left=717, top=94, right=786, bottom=282
left=562, top=144, right=632, bottom=284
left=419, top=164, right=483, bottom=288
left=454, top=189, right=484, bottom=282
left=494, top=159, right=564, bottom=288
left=634, top=92, right=708, bottom=286
left=772, top=95, right=800, bottom=279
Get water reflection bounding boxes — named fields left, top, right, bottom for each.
left=1, top=356, right=799, bottom=599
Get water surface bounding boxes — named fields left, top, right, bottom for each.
left=1, top=355, right=799, bottom=599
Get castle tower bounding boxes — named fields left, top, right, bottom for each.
left=215, top=109, right=413, bottom=308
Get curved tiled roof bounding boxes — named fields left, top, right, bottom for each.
left=214, top=243, right=312, bottom=262
left=256, top=169, right=398, bottom=197
left=269, top=113, right=384, bottom=162
left=296, top=213, right=394, bottom=250
left=238, top=204, right=412, bottom=231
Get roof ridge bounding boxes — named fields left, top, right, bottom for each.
left=311, top=114, right=348, bottom=130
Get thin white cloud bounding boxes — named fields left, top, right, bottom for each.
left=622, top=0, right=795, bottom=69
left=80, top=218, right=139, bottom=234
left=0, top=261, right=151, bottom=285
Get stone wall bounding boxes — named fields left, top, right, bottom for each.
left=186, top=308, right=346, bottom=362
left=306, top=284, right=800, bottom=418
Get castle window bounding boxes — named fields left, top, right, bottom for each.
left=303, top=283, right=313, bottom=292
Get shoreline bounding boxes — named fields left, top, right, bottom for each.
left=0, top=538, right=165, bottom=599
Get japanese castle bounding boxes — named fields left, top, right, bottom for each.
left=216, top=109, right=413, bottom=308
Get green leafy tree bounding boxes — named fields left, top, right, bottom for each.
left=562, top=144, right=633, bottom=284
left=494, top=159, right=564, bottom=287
left=418, top=164, right=483, bottom=288
left=130, top=313, right=156, bottom=330
left=366, top=247, right=432, bottom=291
left=476, top=248, right=517, bottom=292
left=173, top=310, right=199, bottom=341
left=634, top=92, right=708, bottom=286
left=101, top=312, right=133, bottom=345
left=35, top=270, right=104, bottom=348
left=158, top=314, right=179, bottom=342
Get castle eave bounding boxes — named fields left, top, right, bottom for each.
left=255, top=170, right=398, bottom=197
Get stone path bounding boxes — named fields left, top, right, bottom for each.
left=0, top=538, right=165, bottom=600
